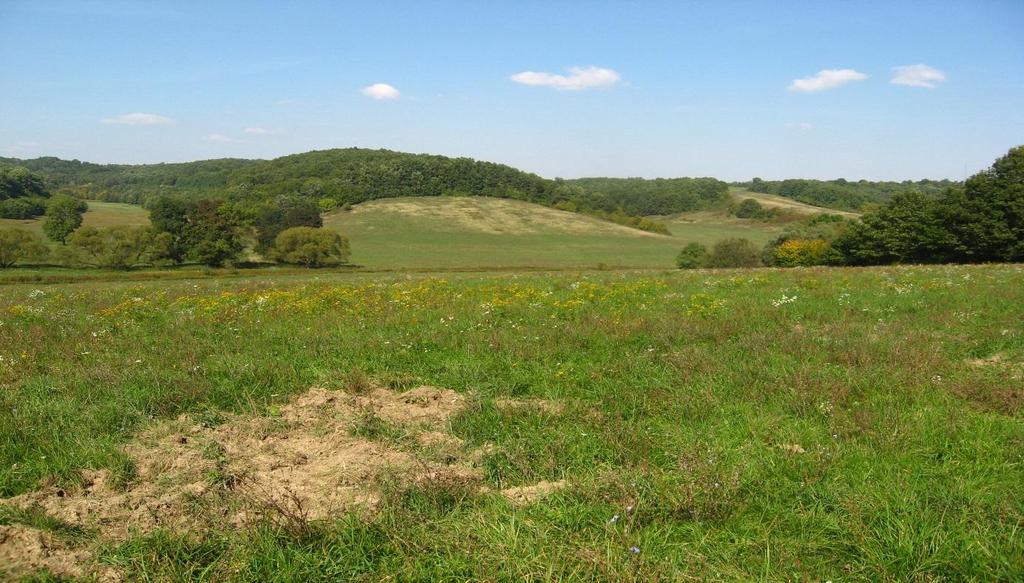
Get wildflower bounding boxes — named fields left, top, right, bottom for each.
left=609, top=514, right=620, bottom=524
left=771, top=294, right=797, bottom=307
left=629, top=546, right=640, bottom=554
left=28, top=289, right=45, bottom=299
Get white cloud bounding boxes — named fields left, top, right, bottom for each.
left=890, top=64, right=946, bottom=88
left=510, top=66, right=621, bottom=91
left=243, top=127, right=284, bottom=135
left=204, top=133, right=236, bottom=143
left=361, top=83, right=400, bottom=100
left=787, top=122, right=814, bottom=130
left=788, top=69, right=867, bottom=92
left=100, top=112, right=174, bottom=125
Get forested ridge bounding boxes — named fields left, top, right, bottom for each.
left=739, top=177, right=957, bottom=211
left=0, top=149, right=729, bottom=227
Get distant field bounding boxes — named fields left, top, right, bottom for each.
left=325, top=196, right=785, bottom=269
left=325, top=197, right=678, bottom=268
left=0, top=201, right=150, bottom=239
left=729, top=187, right=861, bottom=218
left=3, top=197, right=798, bottom=269
left=0, top=264, right=1021, bottom=581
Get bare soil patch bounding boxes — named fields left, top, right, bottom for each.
left=1, top=383, right=564, bottom=580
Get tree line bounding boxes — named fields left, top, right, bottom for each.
left=2, top=148, right=730, bottom=233
left=1, top=193, right=350, bottom=270
left=740, top=176, right=956, bottom=211
left=678, top=146, right=1023, bottom=269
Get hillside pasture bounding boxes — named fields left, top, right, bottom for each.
left=0, top=201, right=150, bottom=239
left=0, top=264, right=1021, bottom=580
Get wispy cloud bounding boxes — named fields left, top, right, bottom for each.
left=788, top=69, right=867, bottom=92
left=243, top=127, right=285, bottom=135
left=204, top=133, right=236, bottom=143
left=891, top=64, right=946, bottom=88
left=100, top=112, right=174, bottom=125
left=510, top=66, right=621, bottom=91
left=361, top=83, right=401, bottom=100
left=787, top=122, right=814, bottom=131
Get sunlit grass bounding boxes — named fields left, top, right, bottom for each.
left=1, top=264, right=1022, bottom=580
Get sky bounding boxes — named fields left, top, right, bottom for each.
left=1, top=0, right=1022, bottom=181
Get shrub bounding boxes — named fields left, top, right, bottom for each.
left=676, top=242, right=708, bottom=269
left=0, top=197, right=47, bottom=219
left=272, top=227, right=350, bottom=267
left=67, top=226, right=173, bottom=270
left=706, top=238, right=762, bottom=268
left=733, top=198, right=764, bottom=219
left=772, top=239, right=830, bottom=267
left=0, top=228, right=48, bottom=267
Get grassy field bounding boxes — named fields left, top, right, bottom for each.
left=325, top=196, right=788, bottom=269
left=729, top=187, right=861, bottom=219
left=4, top=197, right=799, bottom=271
left=1, top=264, right=1021, bottom=580
left=0, top=202, right=150, bottom=239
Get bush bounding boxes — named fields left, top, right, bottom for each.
left=67, top=226, right=172, bottom=270
left=706, top=238, right=762, bottom=268
left=0, top=228, right=48, bottom=267
left=772, top=239, right=830, bottom=267
left=0, top=197, right=47, bottom=219
left=733, top=198, right=764, bottom=219
left=272, top=227, right=351, bottom=267
left=676, top=242, right=708, bottom=269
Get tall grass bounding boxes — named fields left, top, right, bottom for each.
left=1, top=264, right=1021, bottom=580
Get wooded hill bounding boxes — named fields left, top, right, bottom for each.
left=0, top=150, right=730, bottom=224
left=738, top=177, right=958, bottom=211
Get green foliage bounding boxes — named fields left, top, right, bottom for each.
left=705, top=237, right=762, bottom=267
left=563, top=176, right=729, bottom=215
left=733, top=198, right=765, bottom=219
left=0, top=228, right=48, bottom=267
left=0, top=165, right=50, bottom=220
left=762, top=214, right=849, bottom=266
left=149, top=197, right=243, bottom=267
left=0, top=196, right=48, bottom=219
left=4, top=150, right=725, bottom=235
left=272, top=226, right=350, bottom=267
left=832, top=145, right=1024, bottom=265
left=675, top=242, right=708, bottom=269
left=42, top=195, right=87, bottom=243
left=745, top=176, right=954, bottom=211
left=67, top=226, right=172, bottom=270
left=252, top=196, right=323, bottom=254
left=0, top=166, right=48, bottom=200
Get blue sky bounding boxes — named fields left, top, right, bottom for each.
left=1, top=0, right=1022, bottom=180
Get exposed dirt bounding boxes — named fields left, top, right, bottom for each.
left=494, top=397, right=566, bottom=415
left=0, top=525, right=92, bottom=581
left=0, top=383, right=564, bottom=581
left=501, top=480, right=568, bottom=505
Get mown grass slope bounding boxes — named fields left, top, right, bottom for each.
left=729, top=187, right=861, bottom=218
left=325, top=196, right=784, bottom=269
left=0, top=264, right=1021, bottom=581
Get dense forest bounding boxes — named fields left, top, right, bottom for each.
left=0, top=150, right=730, bottom=230
left=0, top=165, right=51, bottom=219
left=739, top=177, right=957, bottom=211
left=560, top=177, right=728, bottom=215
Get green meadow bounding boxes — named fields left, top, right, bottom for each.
left=1, top=264, right=1021, bottom=580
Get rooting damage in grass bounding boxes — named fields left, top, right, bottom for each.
left=1, top=265, right=1022, bottom=580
